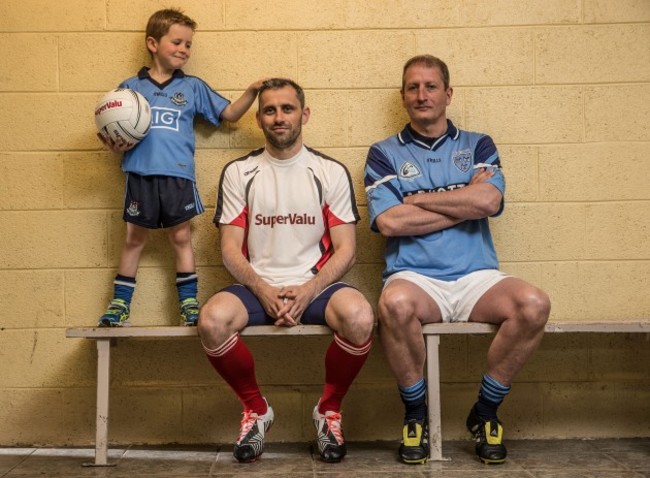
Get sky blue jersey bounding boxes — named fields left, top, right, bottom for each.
left=364, top=120, right=506, bottom=281
left=119, top=68, right=230, bottom=181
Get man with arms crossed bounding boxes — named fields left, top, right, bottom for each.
left=364, top=55, right=550, bottom=465
left=199, top=78, right=374, bottom=464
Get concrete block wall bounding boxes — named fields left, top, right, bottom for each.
left=0, top=0, right=649, bottom=445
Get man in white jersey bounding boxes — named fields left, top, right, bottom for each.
left=198, top=78, right=374, bottom=464
left=364, top=55, right=551, bottom=465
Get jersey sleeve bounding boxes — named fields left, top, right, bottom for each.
left=364, top=143, right=403, bottom=232
left=324, top=161, right=361, bottom=227
left=193, top=78, right=231, bottom=127
left=214, top=162, right=247, bottom=228
left=474, top=135, right=506, bottom=216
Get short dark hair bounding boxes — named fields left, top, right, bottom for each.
left=259, top=78, right=305, bottom=108
left=145, top=8, right=197, bottom=43
left=401, top=55, right=450, bottom=90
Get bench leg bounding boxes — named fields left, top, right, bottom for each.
left=82, top=338, right=115, bottom=467
left=426, top=335, right=445, bottom=461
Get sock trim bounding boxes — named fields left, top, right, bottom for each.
left=202, top=333, right=239, bottom=358
left=399, top=378, right=427, bottom=402
left=176, top=272, right=198, bottom=284
left=333, top=333, right=372, bottom=356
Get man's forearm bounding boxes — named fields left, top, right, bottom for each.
left=222, top=250, right=268, bottom=295
left=377, top=203, right=463, bottom=237
left=405, top=183, right=501, bottom=220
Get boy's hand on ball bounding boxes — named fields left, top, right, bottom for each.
left=97, top=133, right=134, bottom=153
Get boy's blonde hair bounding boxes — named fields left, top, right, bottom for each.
left=145, top=8, right=197, bottom=43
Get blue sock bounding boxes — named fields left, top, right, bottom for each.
left=176, top=272, right=198, bottom=302
left=113, top=275, right=135, bottom=303
left=399, top=378, right=427, bottom=422
left=475, top=374, right=510, bottom=419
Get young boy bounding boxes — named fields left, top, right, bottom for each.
left=97, top=8, right=265, bottom=327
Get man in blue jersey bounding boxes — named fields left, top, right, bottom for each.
left=364, top=55, right=551, bottom=465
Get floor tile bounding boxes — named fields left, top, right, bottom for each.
left=108, top=446, right=216, bottom=476
left=212, top=442, right=314, bottom=476
left=0, top=440, right=648, bottom=478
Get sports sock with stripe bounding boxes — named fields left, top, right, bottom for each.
left=474, top=373, right=511, bottom=419
left=176, top=272, right=198, bottom=302
left=319, top=333, right=372, bottom=413
left=113, top=274, right=136, bottom=303
left=202, top=333, right=267, bottom=415
left=399, top=377, right=427, bottom=422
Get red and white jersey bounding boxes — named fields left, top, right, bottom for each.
left=214, top=146, right=360, bottom=286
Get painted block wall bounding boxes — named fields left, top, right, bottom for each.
left=0, top=0, right=649, bottom=445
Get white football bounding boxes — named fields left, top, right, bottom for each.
left=94, top=89, right=152, bottom=147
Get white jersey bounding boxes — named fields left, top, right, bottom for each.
left=215, top=146, right=360, bottom=286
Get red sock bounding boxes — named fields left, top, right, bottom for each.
left=319, top=333, right=372, bottom=413
left=203, top=333, right=267, bottom=414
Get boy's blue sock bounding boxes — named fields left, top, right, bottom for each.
left=474, top=373, right=511, bottom=419
left=399, top=378, right=427, bottom=422
left=113, top=274, right=136, bottom=303
left=176, top=272, right=198, bottom=302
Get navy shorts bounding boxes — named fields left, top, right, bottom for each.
left=221, top=282, right=352, bottom=326
left=123, top=173, right=204, bottom=229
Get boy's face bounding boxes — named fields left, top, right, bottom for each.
left=147, top=23, right=194, bottom=71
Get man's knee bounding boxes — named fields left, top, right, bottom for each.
left=353, top=299, right=375, bottom=336
left=338, top=296, right=374, bottom=343
left=198, top=295, right=241, bottom=347
left=519, top=288, right=551, bottom=330
left=378, top=287, right=416, bottom=327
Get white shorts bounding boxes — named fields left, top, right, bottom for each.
left=384, top=269, right=509, bottom=323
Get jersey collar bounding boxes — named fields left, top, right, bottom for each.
left=137, top=67, right=186, bottom=89
left=137, top=67, right=186, bottom=79
left=398, top=119, right=459, bottom=151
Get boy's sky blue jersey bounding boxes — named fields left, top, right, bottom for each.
left=364, top=120, right=506, bottom=282
left=119, top=68, right=230, bottom=182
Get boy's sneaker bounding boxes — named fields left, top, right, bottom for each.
left=312, top=404, right=347, bottom=463
left=180, top=298, right=199, bottom=326
left=466, top=406, right=507, bottom=464
left=97, top=299, right=130, bottom=327
left=399, top=418, right=429, bottom=464
left=233, top=399, right=274, bottom=463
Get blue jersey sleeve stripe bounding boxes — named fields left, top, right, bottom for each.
left=475, top=135, right=500, bottom=167
left=364, top=174, right=398, bottom=192
left=365, top=146, right=397, bottom=180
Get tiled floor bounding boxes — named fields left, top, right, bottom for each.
left=0, top=439, right=648, bottom=477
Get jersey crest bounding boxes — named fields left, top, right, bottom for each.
left=399, top=161, right=421, bottom=179
left=171, top=92, right=187, bottom=106
left=453, top=149, right=472, bottom=173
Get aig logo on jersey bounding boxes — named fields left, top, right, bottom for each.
left=399, top=162, right=421, bottom=180
left=453, top=149, right=473, bottom=173
left=151, top=107, right=181, bottom=131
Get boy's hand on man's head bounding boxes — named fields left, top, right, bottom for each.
left=250, top=78, right=271, bottom=93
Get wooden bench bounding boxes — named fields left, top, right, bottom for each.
left=65, top=321, right=649, bottom=466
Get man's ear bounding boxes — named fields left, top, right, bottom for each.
left=302, top=106, right=311, bottom=125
